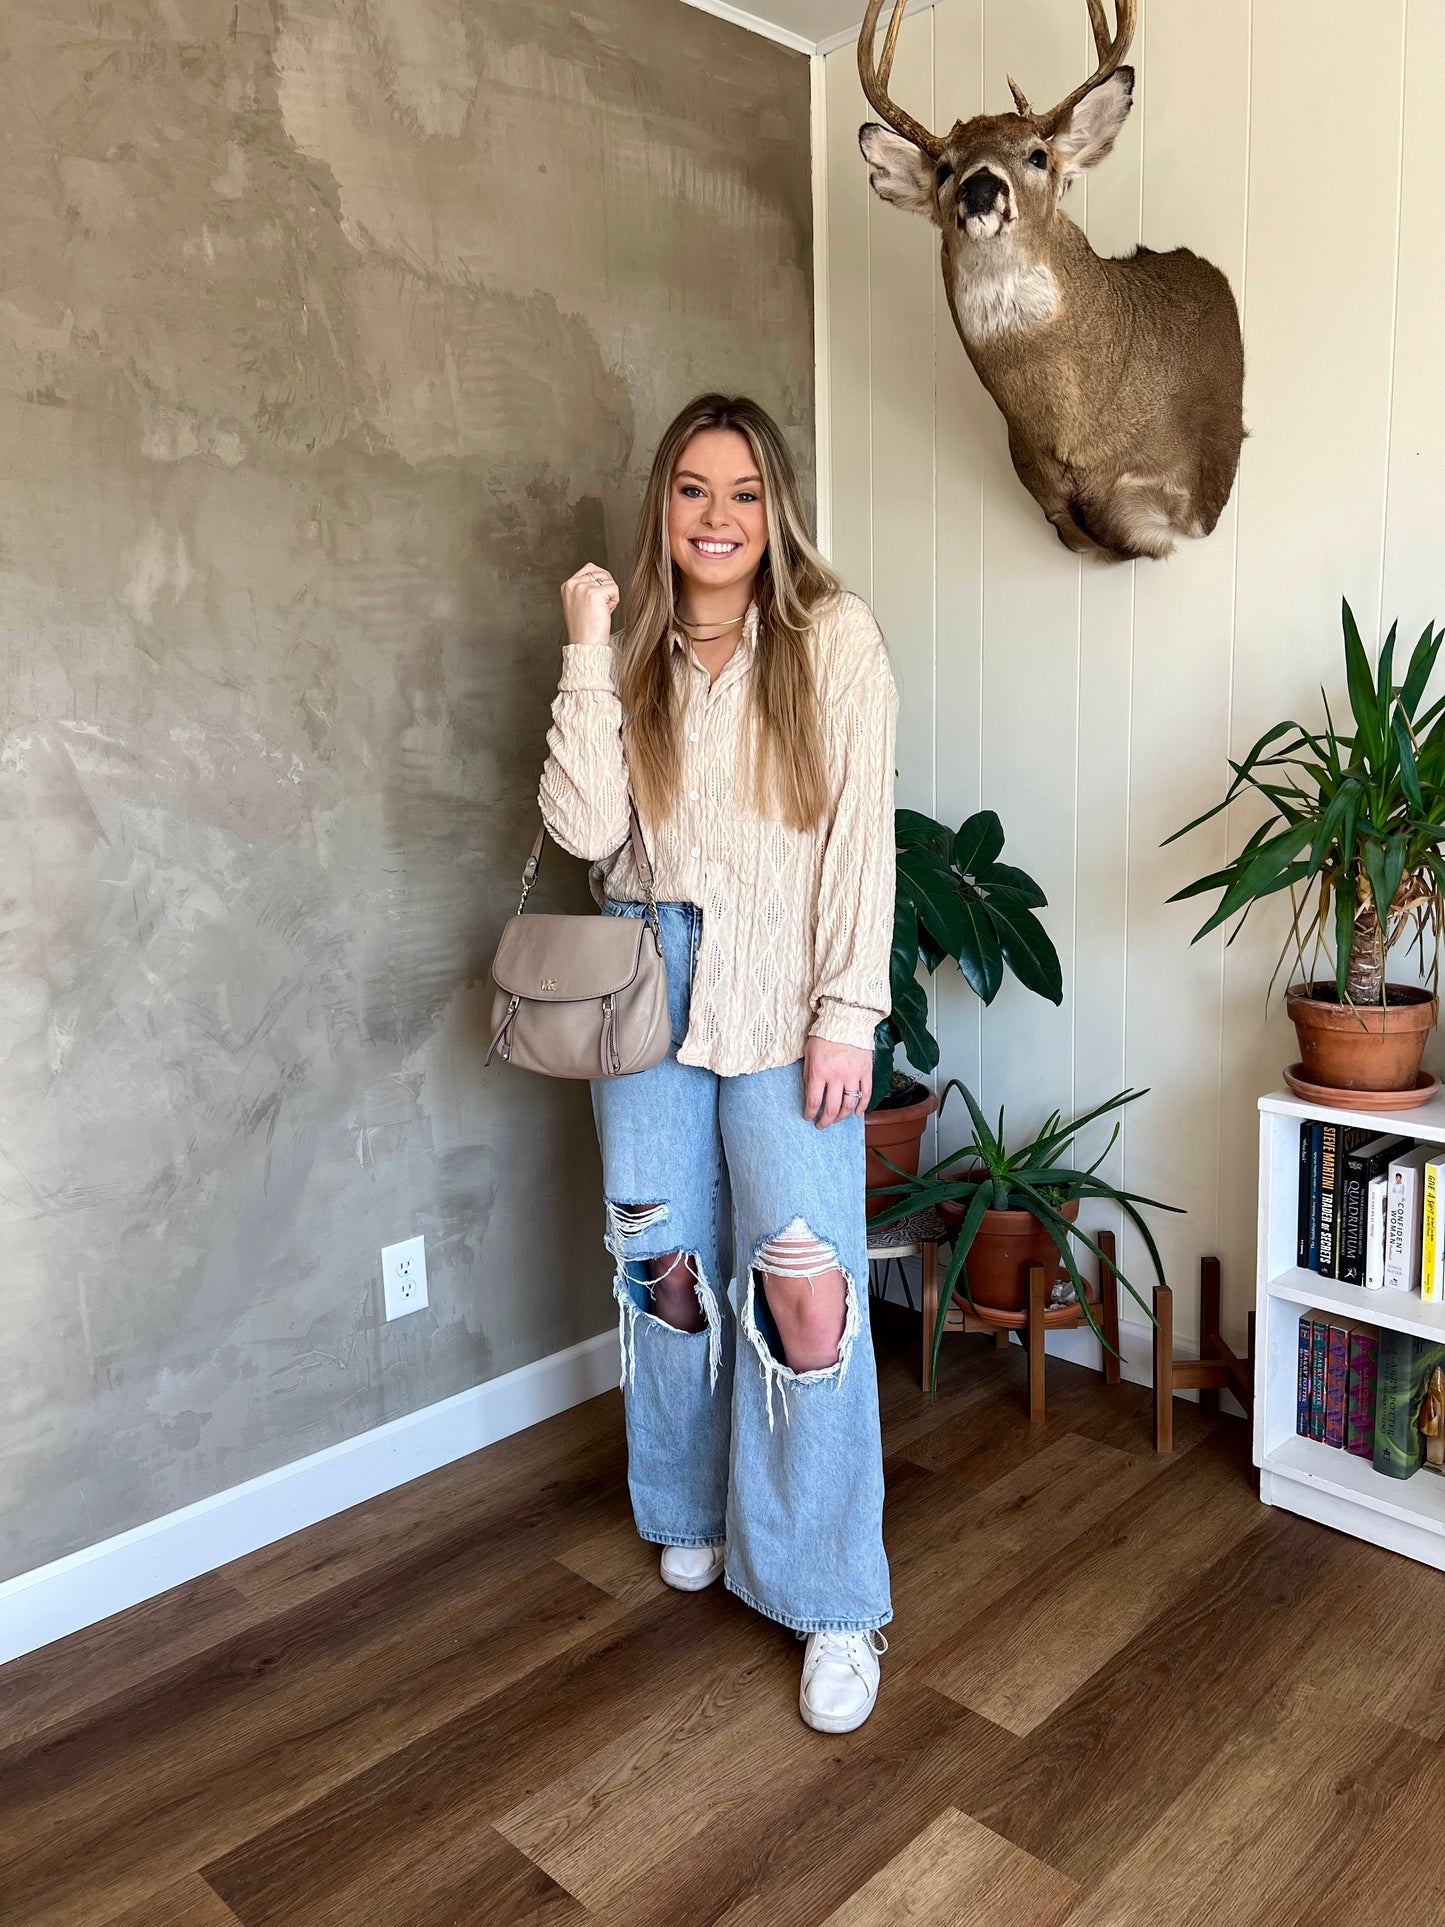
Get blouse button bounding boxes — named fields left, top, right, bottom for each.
left=688, top=730, right=699, bottom=742
left=688, top=789, right=699, bottom=801
left=690, top=845, right=700, bottom=858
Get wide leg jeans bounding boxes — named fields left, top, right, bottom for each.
left=591, top=900, right=892, bottom=1636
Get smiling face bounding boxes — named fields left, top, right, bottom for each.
left=666, top=427, right=768, bottom=603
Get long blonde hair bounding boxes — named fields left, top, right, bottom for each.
left=619, top=394, right=840, bottom=833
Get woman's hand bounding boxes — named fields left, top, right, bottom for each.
left=561, top=563, right=620, bottom=648
left=802, top=1038, right=872, bottom=1128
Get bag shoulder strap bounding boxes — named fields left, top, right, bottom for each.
left=520, top=798, right=656, bottom=906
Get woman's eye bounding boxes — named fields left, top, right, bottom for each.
left=679, top=485, right=704, bottom=497
left=1029, top=148, right=1049, bottom=169
left=734, top=491, right=757, bottom=504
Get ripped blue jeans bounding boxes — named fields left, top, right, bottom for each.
left=591, top=900, right=892, bottom=1636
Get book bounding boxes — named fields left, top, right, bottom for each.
left=1296, top=1314, right=1314, bottom=1436
left=1385, top=1144, right=1431, bottom=1292
left=1423, top=1157, right=1445, bottom=1302
left=1309, top=1315, right=1328, bottom=1441
left=1317, top=1124, right=1341, bottom=1275
left=1340, top=1135, right=1411, bottom=1284
left=1330, top=1127, right=1374, bottom=1275
left=1345, top=1323, right=1379, bottom=1458
left=1307, top=1121, right=1325, bottom=1269
left=1365, top=1174, right=1389, bottom=1290
left=1373, top=1328, right=1445, bottom=1479
left=1323, top=1319, right=1350, bottom=1447
left=1299, top=1122, right=1323, bottom=1269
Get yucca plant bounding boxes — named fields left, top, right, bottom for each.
left=869, top=1083, right=1179, bottom=1399
left=872, top=809, right=1062, bottom=1108
left=1164, top=598, right=1445, bottom=1008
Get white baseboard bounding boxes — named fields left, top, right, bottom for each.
left=0, top=1330, right=619, bottom=1669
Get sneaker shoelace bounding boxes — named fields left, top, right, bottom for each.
left=800, top=1628, right=889, bottom=1679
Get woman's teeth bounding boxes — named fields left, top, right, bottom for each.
left=692, top=539, right=739, bottom=556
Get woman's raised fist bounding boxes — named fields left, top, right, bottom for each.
left=561, top=563, right=620, bottom=648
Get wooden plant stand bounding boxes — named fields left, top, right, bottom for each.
left=922, top=1229, right=1123, bottom=1423
left=1152, top=1256, right=1254, bottom=1452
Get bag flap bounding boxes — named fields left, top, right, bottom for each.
left=492, top=912, right=649, bottom=1002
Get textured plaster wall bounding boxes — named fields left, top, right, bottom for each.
left=0, top=0, right=812, bottom=1582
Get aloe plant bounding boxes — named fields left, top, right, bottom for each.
left=870, top=1083, right=1179, bottom=1399
left=1164, top=598, right=1445, bottom=1008
left=872, top=809, right=1063, bottom=1108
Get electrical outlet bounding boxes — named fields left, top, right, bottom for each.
left=381, top=1235, right=428, bottom=1321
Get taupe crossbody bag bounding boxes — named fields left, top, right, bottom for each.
left=485, top=803, right=670, bottom=1079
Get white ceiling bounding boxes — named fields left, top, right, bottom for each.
left=681, top=0, right=937, bottom=59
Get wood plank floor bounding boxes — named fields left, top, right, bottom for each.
left=6, top=1298, right=1445, bottom=1926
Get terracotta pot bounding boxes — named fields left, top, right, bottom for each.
left=864, top=1080, right=938, bottom=1219
left=1285, top=980, right=1437, bottom=1093
left=938, top=1195, right=1082, bottom=1313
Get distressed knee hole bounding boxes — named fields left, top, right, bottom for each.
left=741, top=1219, right=862, bottom=1432
left=603, top=1209, right=722, bottom=1398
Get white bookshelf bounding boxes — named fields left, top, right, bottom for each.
left=1256, top=1088, right=1445, bottom=1570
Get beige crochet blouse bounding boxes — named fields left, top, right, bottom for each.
left=537, top=589, right=899, bottom=1078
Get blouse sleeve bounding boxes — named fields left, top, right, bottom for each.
left=536, top=643, right=631, bottom=861
left=807, top=599, right=899, bottom=1053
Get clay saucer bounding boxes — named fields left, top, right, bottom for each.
left=1282, top=1064, right=1440, bottom=1111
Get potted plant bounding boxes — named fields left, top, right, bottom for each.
left=866, top=809, right=1062, bottom=1216
left=1165, top=599, right=1445, bottom=1095
left=870, top=1082, right=1179, bottom=1398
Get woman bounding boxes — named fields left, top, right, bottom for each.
left=538, top=394, right=897, bottom=1734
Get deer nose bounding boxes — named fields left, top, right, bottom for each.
left=960, top=168, right=1006, bottom=219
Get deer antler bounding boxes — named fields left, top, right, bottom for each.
left=1036, top=0, right=1137, bottom=131
left=857, top=0, right=944, bottom=158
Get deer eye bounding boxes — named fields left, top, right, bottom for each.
left=1029, top=147, right=1049, bottom=168
left=935, top=160, right=952, bottom=187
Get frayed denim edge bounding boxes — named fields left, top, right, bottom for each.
left=724, top=1570, right=893, bottom=1636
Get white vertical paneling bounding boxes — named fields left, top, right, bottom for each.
left=975, top=0, right=1082, bottom=1138
left=860, top=9, right=939, bottom=1135
left=824, top=33, right=873, bottom=597
left=1381, top=1, right=1445, bottom=641
left=1125, top=0, right=1250, bottom=1341
left=819, top=0, right=1431, bottom=1361
left=932, top=0, right=987, bottom=1133
left=1072, top=0, right=1142, bottom=1200
left=867, top=6, right=937, bottom=831
left=1219, top=0, right=1408, bottom=1318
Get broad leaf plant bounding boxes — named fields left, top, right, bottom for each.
left=873, top=808, right=1063, bottom=1107
left=1165, top=598, right=1445, bottom=1010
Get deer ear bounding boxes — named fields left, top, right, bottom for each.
left=859, top=124, right=941, bottom=225
left=1051, top=67, right=1134, bottom=177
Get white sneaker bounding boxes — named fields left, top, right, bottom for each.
left=659, top=1542, right=726, bottom=1591
left=797, top=1627, right=888, bottom=1733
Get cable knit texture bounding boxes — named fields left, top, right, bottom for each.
left=537, top=590, right=898, bottom=1078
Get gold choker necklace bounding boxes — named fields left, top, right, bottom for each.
left=677, top=611, right=746, bottom=632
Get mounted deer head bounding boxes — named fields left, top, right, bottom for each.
left=858, top=0, right=1244, bottom=563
